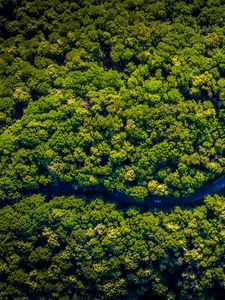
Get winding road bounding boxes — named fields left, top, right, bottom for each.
left=33, top=174, right=225, bottom=208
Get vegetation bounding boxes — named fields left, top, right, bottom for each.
left=0, top=194, right=225, bottom=299
left=0, top=0, right=225, bottom=202
left=1, top=0, right=225, bottom=299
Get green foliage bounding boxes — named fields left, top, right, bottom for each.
left=0, top=1, right=225, bottom=298
left=0, top=0, right=225, bottom=201
left=0, top=194, right=225, bottom=299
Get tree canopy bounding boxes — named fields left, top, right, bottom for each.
left=1, top=1, right=225, bottom=299
left=0, top=0, right=225, bottom=202
left=0, top=194, right=225, bottom=299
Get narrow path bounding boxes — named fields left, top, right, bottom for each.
left=32, top=174, right=225, bottom=208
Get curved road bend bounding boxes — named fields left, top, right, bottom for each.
left=182, top=174, right=225, bottom=204
left=33, top=174, right=225, bottom=208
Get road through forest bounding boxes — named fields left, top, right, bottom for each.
left=33, top=174, right=225, bottom=208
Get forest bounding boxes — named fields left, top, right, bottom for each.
left=0, top=0, right=225, bottom=299
left=0, top=194, right=225, bottom=299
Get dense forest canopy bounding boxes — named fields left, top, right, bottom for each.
left=0, top=194, right=225, bottom=299
left=1, top=0, right=225, bottom=299
left=0, top=0, right=225, bottom=202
